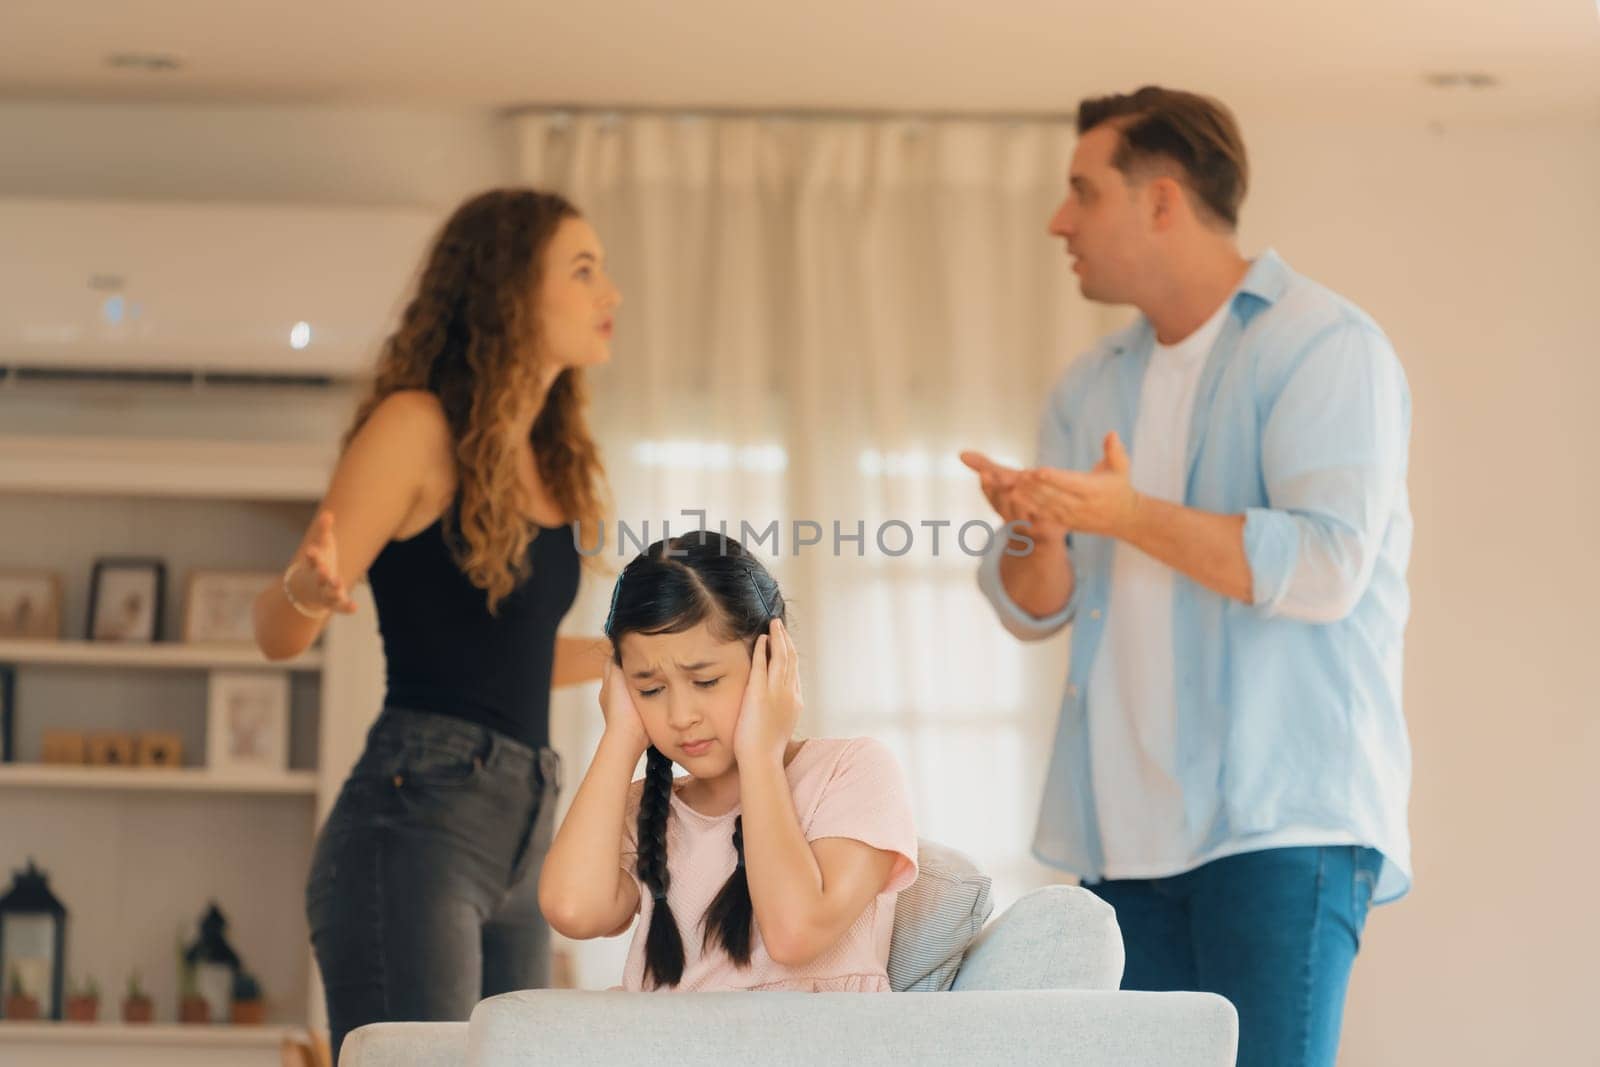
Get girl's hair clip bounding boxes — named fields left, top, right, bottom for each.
left=651, top=887, right=668, bottom=903
left=603, top=571, right=625, bottom=636
left=747, top=569, right=772, bottom=620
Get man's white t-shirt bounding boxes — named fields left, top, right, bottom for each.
left=1086, top=296, right=1354, bottom=879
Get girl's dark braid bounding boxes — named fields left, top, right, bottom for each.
left=701, top=814, right=754, bottom=965
left=637, top=746, right=685, bottom=987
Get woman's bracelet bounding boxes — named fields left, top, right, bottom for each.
left=282, top=561, right=331, bottom=620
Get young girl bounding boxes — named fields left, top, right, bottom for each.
left=540, top=531, right=918, bottom=992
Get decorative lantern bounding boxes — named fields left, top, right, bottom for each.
left=0, top=859, right=67, bottom=1021
left=182, top=902, right=240, bottom=1023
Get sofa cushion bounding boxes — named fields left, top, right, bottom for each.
left=886, top=838, right=994, bottom=992
left=951, top=884, right=1125, bottom=992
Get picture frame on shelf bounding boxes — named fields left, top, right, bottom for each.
left=0, top=570, right=64, bottom=640
left=184, top=570, right=276, bottom=646
left=86, top=558, right=165, bottom=643
left=206, top=672, right=289, bottom=775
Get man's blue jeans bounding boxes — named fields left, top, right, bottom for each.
left=1085, top=845, right=1383, bottom=1067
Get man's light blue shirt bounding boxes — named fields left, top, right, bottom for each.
left=979, top=249, right=1414, bottom=903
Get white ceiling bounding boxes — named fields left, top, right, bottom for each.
left=3, top=0, right=1597, bottom=123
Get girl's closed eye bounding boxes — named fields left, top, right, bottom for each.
left=636, top=678, right=720, bottom=698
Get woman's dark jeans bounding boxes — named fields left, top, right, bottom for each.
left=306, top=707, right=561, bottom=1063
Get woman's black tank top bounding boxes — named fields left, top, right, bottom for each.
left=366, top=510, right=580, bottom=750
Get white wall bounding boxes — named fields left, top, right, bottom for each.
left=1230, top=111, right=1600, bottom=1066
left=0, top=100, right=515, bottom=206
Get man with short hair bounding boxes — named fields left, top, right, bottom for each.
left=965, top=86, right=1413, bottom=1067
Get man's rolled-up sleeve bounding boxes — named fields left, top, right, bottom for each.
left=1244, top=321, right=1410, bottom=623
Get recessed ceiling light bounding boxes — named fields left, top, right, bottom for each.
left=105, top=53, right=184, bottom=73
left=1424, top=71, right=1499, bottom=90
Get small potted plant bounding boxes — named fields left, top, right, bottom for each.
left=3, top=965, right=40, bottom=1022
left=177, top=960, right=209, bottom=1024
left=122, top=971, right=153, bottom=1023
left=65, top=975, right=99, bottom=1022
left=230, top=970, right=265, bottom=1025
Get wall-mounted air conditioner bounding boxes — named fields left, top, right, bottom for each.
left=0, top=198, right=442, bottom=386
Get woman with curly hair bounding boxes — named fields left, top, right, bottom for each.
left=252, top=188, right=619, bottom=1061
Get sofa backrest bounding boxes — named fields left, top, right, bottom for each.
left=468, top=989, right=1239, bottom=1066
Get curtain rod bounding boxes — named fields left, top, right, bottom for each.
left=502, top=102, right=1077, bottom=125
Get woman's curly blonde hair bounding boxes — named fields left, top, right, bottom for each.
left=347, top=188, right=608, bottom=613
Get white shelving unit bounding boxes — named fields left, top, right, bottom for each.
left=0, top=1021, right=306, bottom=1067
left=0, top=638, right=323, bottom=671
left=0, top=432, right=386, bottom=1066
left=0, top=764, right=318, bottom=795
left=0, top=1020, right=302, bottom=1044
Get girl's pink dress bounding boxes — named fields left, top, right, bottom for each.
left=618, top=736, right=918, bottom=992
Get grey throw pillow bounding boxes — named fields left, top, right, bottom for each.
left=886, top=838, right=994, bottom=992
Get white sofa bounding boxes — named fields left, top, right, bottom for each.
left=341, top=883, right=1237, bottom=1067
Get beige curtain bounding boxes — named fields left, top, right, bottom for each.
left=518, top=111, right=1111, bottom=985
